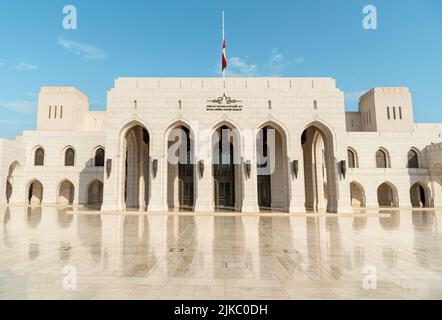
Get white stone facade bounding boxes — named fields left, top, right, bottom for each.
left=1, top=78, right=442, bottom=213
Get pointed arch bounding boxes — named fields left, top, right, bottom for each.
left=297, top=119, right=338, bottom=154
left=376, top=147, right=390, bottom=168
left=118, top=120, right=151, bottom=210
left=25, top=179, right=44, bottom=205
left=256, top=120, right=290, bottom=211
left=57, top=179, right=75, bottom=205
left=63, top=146, right=76, bottom=166
left=33, top=146, right=45, bottom=166
left=164, top=120, right=196, bottom=211
left=301, top=121, right=338, bottom=213
left=350, top=181, right=366, bottom=207
left=163, top=119, right=198, bottom=149
left=347, top=147, right=358, bottom=168
left=86, top=179, right=103, bottom=208
left=407, top=148, right=420, bottom=169
left=211, top=120, right=243, bottom=211
left=257, top=119, right=291, bottom=147
left=119, top=119, right=153, bottom=151
left=410, top=182, right=432, bottom=208
left=377, top=181, right=399, bottom=207
left=93, top=146, right=105, bottom=167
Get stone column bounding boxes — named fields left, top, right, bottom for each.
left=42, top=182, right=57, bottom=205
left=138, top=139, right=146, bottom=210
left=315, top=148, right=327, bottom=212
left=241, top=129, right=259, bottom=213
left=148, top=156, right=168, bottom=212
left=194, top=156, right=215, bottom=212
left=241, top=160, right=259, bottom=213
left=72, top=179, right=80, bottom=205
left=397, top=181, right=412, bottom=209
left=336, top=173, right=353, bottom=213
left=101, top=133, right=122, bottom=211
left=8, top=176, right=25, bottom=205
left=288, top=145, right=306, bottom=213
left=365, top=188, right=379, bottom=209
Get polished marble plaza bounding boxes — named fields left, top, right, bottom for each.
left=0, top=206, right=441, bottom=300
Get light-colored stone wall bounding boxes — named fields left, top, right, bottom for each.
left=2, top=131, right=104, bottom=205
left=345, top=112, right=363, bottom=132
left=348, top=87, right=415, bottom=132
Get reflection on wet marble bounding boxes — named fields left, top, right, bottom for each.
left=0, top=206, right=441, bottom=300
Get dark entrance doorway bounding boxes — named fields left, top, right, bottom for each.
left=257, top=127, right=271, bottom=209
left=410, top=183, right=429, bottom=208
left=167, top=125, right=195, bottom=211
left=178, top=129, right=194, bottom=209
left=214, top=126, right=235, bottom=210
left=215, top=178, right=235, bottom=208
left=257, top=175, right=271, bottom=208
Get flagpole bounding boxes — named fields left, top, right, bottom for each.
left=222, top=10, right=225, bottom=79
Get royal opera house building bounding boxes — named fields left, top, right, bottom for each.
left=2, top=77, right=442, bottom=213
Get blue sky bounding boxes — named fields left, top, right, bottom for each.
left=0, top=0, right=441, bottom=139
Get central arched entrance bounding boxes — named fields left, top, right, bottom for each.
left=301, top=123, right=338, bottom=213
left=123, top=124, right=150, bottom=209
left=256, top=124, right=289, bottom=211
left=212, top=124, right=241, bottom=211
left=167, top=124, right=195, bottom=211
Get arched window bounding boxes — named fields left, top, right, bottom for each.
left=347, top=148, right=357, bottom=168
left=64, top=148, right=75, bottom=166
left=376, top=149, right=388, bottom=168
left=407, top=149, right=419, bottom=168
left=94, top=148, right=105, bottom=167
left=34, top=147, right=45, bottom=166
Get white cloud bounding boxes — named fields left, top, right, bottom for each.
left=216, top=49, right=303, bottom=77
left=57, top=37, right=108, bottom=60
left=228, top=57, right=258, bottom=77
left=0, top=100, right=36, bottom=114
left=14, top=62, right=38, bottom=71
left=266, top=48, right=303, bottom=76
left=0, top=62, right=38, bottom=71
